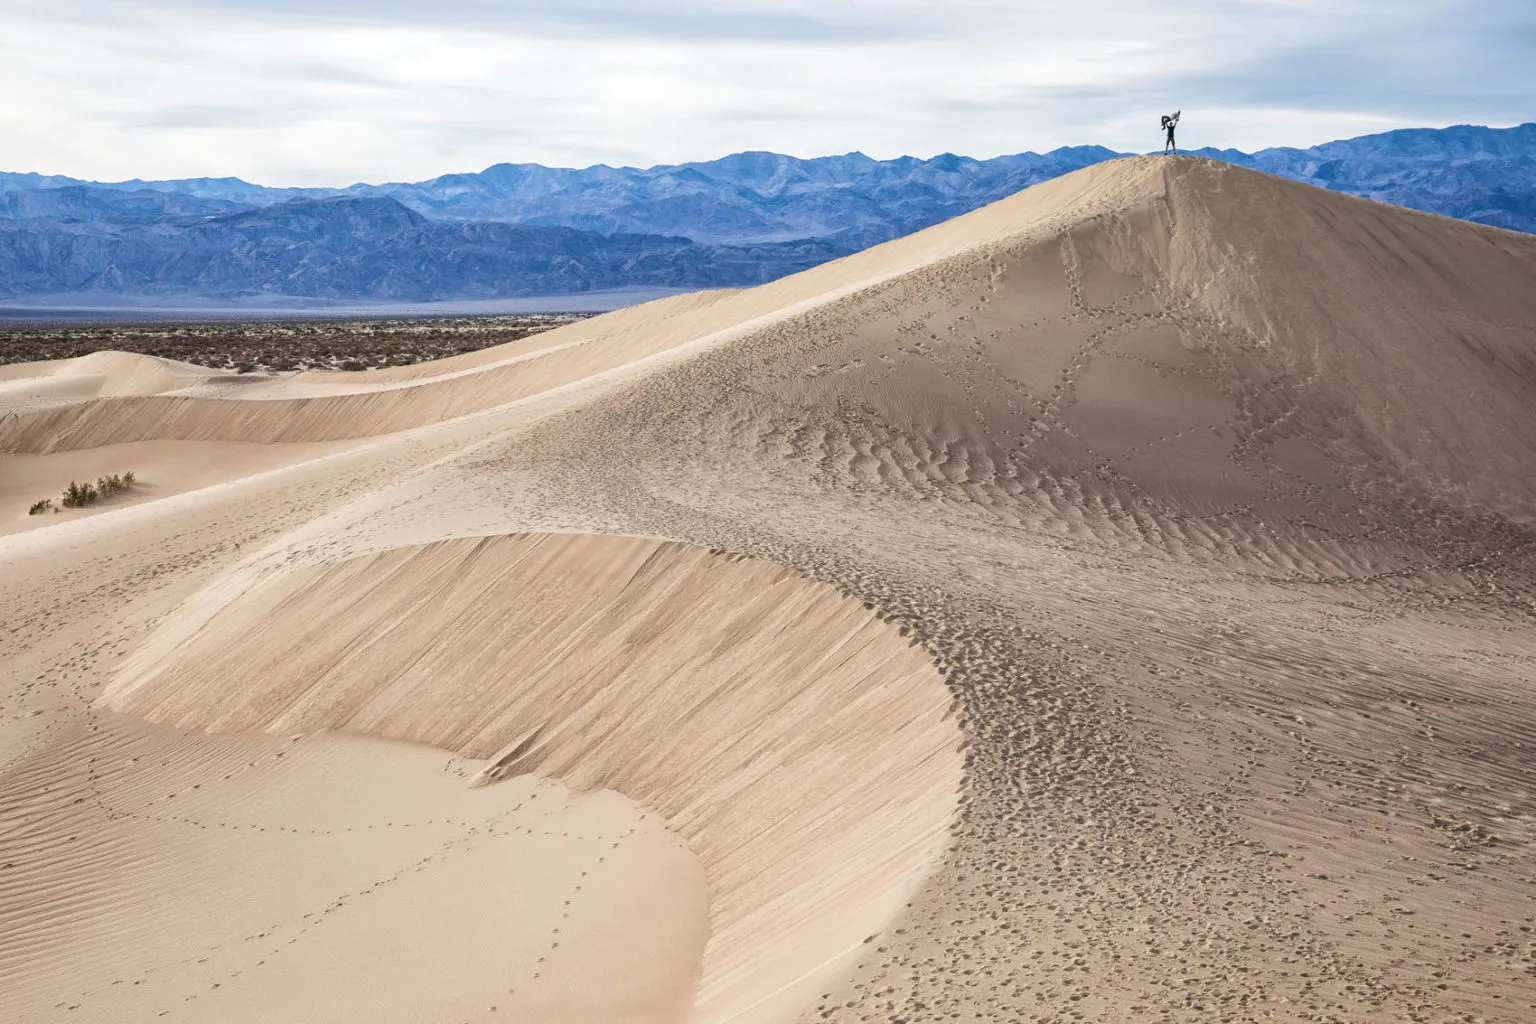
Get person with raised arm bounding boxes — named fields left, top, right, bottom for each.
left=1162, top=111, right=1181, bottom=154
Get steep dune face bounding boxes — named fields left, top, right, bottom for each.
left=1159, top=159, right=1536, bottom=518
left=3, top=156, right=1535, bottom=1024
left=101, top=533, right=962, bottom=1024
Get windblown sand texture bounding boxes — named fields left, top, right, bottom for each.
left=3, top=156, right=1535, bottom=1023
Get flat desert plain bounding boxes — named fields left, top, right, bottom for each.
left=2, top=156, right=1534, bottom=1023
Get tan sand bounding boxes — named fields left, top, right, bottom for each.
left=0, top=438, right=361, bottom=535
left=2, top=155, right=1535, bottom=1023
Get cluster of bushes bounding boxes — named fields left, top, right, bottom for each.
left=0, top=315, right=587, bottom=373
left=28, top=471, right=136, bottom=515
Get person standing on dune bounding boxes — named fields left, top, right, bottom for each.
left=1162, top=111, right=1181, bottom=154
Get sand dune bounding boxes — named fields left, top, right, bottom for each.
left=102, top=533, right=961, bottom=1023
left=0, top=438, right=362, bottom=536
left=3, top=155, right=1535, bottom=1023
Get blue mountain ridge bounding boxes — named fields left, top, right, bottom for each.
left=0, top=124, right=1529, bottom=303
left=0, top=196, right=844, bottom=302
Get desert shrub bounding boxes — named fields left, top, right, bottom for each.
left=28, top=499, right=55, bottom=516
left=0, top=314, right=590, bottom=373
left=57, top=471, right=134, bottom=509
left=96, top=472, right=138, bottom=497
left=339, top=359, right=366, bottom=371
left=61, top=481, right=99, bottom=508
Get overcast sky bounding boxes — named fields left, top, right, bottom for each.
left=2, top=0, right=1531, bottom=186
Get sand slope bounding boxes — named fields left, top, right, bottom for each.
left=3, top=155, right=1535, bottom=1023
left=103, top=533, right=962, bottom=1023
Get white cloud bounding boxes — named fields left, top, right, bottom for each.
left=0, top=0, right=1528, bottom=184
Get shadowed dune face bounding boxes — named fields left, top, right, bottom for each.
left=1158, top=160, right=1536, bottom=520
left=103, top=532, right=963, bottom=1023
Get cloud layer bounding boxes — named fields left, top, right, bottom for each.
left=2, top=0, right=1530, bottom=185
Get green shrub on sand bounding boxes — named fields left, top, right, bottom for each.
left=40, top=471, right=138, bottom=513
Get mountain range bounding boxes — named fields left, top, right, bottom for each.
left=0, top=123, right=1531, bottom=304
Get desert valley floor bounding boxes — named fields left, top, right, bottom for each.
left=2, top=156, right=1534, bottom=1023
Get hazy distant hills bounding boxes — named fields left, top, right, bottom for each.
left=0, top=145, right=1126, bottom=247
left=0, top=196, right=844, bottom=302
left=0, top=186, right=246, bottom=222
left=339, top=145, right=1129, bottom=246
left=0, top=123, right=1530, bottom=303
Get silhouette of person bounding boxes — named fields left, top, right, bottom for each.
left=1162, top=111, right=1181, bottom=154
